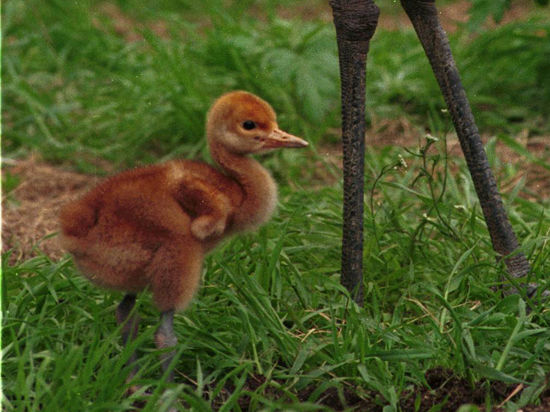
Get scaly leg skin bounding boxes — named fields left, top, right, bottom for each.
left=153, top=310, right=179, bottom=412
left=400, top=0, right=547, bottom=299
left=154, top=310, right=178, bottom=382
left=116, top=294, right=140, bottom=381
left=330, top=0, right=380, bottom=305
left=117, top=303, right=178, bottom=409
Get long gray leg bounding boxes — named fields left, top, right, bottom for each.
left=116, top=293, right=140, bottom=378
left=330, top=0, right=380, bottom=304
left=400, top=0, right=534, bottom=294
left=154, top=310, right=178, bottom=382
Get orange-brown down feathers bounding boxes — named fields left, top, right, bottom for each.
left=59, top=91, right=308, bottom=312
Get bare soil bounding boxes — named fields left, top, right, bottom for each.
left=374, top=0, right=536, bottom=33
left=2, top=155, right=100, bottom=262
left=201, top=367, right=550, bottom=411
left=318, top=122, right=550, bottom=200
left=93, top=0, right=537, bottom=44
left=92, top=2, right=170, bottom=43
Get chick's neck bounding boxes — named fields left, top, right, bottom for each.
left=208, top=140, right=277, bottom=232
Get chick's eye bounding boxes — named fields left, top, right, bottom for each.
left=242, top=120, right=256, bottom=130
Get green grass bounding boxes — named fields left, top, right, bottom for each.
left=3, top=0, right=550, bottom=411
left=3, top=138, right=550, bottom=411
left=3, top=0, right=550, bottom=170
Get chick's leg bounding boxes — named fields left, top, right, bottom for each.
left=148, top=239, right=203, bottom=382
left=155, top=310, right=178, bottom=382
left=116, top=293, right=140, bottom=379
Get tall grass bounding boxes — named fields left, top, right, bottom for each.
left=3, top=0, right=550, bottom=170
left=4, top=137, right=550, bottom=410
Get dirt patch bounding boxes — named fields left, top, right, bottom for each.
left=269, top=0, right=536, bottom=33
left=439, top=134, right=550, bottom=203
left=192, top=368, right=548, bottom=411
left=93, top=0, right=537, bottom=46
left=92, top=2, right=170, bottom=43
left=354, top=0, right=535, bottom=33
left=399, top=367, right=550, bottom=412
left=375, top=0, right=472, bottom=32
left=2, top=155, right=99, bottom=262
left=322, top=123, right=550, bottom=202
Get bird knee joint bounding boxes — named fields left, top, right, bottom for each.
left=400, top=0, right=437, bottom=17
left=330, top=0, right=379, bottom=42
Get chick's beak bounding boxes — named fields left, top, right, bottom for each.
left=263, top=129, right=309, bottom=149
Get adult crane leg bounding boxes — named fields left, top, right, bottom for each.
left=330, top=0, right=380, bottom=304
left=401, top=0, right=534, bottom=295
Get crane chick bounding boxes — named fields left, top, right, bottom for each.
left=59, top=91, right=308, bottom=381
